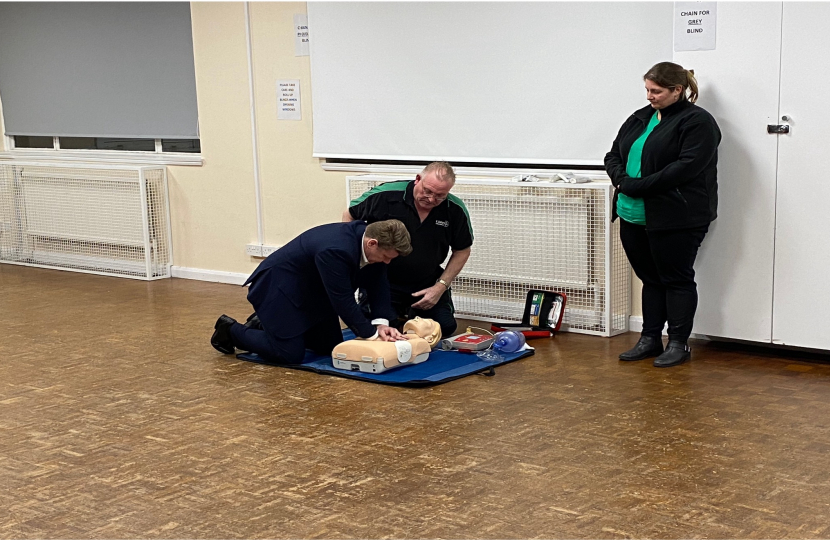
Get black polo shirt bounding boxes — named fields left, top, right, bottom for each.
left=349, top=180, right=474, bottom=292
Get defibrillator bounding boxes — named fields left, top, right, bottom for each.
left=491, top=289, right=567, bottom=338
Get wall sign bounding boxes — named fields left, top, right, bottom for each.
left=674, top=2, right=717, bottom=51
left=294, top=14, right=309, bottom=56
left=277, top=79, right=301, bottom=120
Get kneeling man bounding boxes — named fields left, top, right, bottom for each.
left=211, top=219, right=412, bottom=364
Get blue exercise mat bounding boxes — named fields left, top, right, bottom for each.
left=235, top=330, right=534, bottom=387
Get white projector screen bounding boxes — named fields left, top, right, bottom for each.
left=308, top=2, right=674, bottom=166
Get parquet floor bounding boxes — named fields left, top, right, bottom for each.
left=2, top=263, right=830, bottom=539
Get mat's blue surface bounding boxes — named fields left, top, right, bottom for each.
left=236, top=330, right=534, bottom=387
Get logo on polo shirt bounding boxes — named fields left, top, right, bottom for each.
left=435, top=220, right=449, bottom=227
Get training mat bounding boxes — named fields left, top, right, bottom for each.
left=235, top=331, right=534, bottom=387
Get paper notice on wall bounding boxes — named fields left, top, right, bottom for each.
left=294, top=14, right=309, bottom=56
left=277, top=80, right=301, bottom=120
left=674, top=2, right=717, bottom=51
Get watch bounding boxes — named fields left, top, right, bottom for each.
left=437, top=278, right=450, bottom=289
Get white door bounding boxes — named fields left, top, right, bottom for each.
left=772, top=3, right=830, bottom=349
left=675, top=3, right=782, bottom=342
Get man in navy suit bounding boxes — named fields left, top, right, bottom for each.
left=211, top=219, right=412, bottom=364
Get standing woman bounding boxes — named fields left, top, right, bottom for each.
left=605, top=62, right=721, bottom=367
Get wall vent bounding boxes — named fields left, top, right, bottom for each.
left=347, top=175, right=630, bottom=336
left=0, top=162, right=172, bottom=280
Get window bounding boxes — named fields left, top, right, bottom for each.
left=11, top=136, right=201, bottom=154
left=161, top=139, right=201, bottom=153
left=12, top=136, right=53, bottom=149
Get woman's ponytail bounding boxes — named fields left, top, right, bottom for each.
left=686, top=69, right=699, bottom=103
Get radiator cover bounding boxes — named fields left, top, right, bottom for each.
left=0, top=162, right=172, bottom=280
left=347, top=175, right=630, bottom=336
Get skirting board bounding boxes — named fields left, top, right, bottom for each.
left=171, top=266, right=248, bottom=286
left=172, top=267, right=646, bottom=338
left=629, top=316, right=644, bottom=333
left=173, top=267, right=644, bottom=332
left=628, top=316, right=669, bottom=336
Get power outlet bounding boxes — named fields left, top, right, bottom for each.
left=245, top=243, right=263, bottom=257
left=261, top=244, right=282, bottom=257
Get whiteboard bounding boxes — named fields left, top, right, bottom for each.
left=308, top=2, right=674, bottom=165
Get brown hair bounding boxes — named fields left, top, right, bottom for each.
left=366, top=219, right=412, bottom=256
left=644, top=62, right=699, bottom=103
left=421, top=161, right=456, bottom=185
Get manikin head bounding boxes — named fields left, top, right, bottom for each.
left=403, top=317, right=442, bottom=348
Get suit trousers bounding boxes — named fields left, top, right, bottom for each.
left=229, top=316, right=344, bottom=364
left=619, top=219, right=709, bottom=343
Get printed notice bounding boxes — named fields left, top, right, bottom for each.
left=294, top=14, right=309, bottom=56
left=674, top=2, right=717, bottom=51
left=277, top=79, right=301, bottom=120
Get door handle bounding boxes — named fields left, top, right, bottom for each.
left=767, top=124, right=790, bottom=134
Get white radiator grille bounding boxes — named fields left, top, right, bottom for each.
left=348, top=175, right=630, bottom=336
left=0, top=162, right=171, bottom=280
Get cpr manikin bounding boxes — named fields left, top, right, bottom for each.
left=401, top=316, right=442, bottom=348
left=331, top=317, right=442, bottom=373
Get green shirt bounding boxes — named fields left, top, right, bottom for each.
left=617, top=111, right=660, bottom=225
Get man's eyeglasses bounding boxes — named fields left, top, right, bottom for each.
left=421, top=186, right=448, bottom=202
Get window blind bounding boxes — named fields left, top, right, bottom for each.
left=0, top=2, right=199, bottom=139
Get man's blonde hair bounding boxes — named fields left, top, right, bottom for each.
left=366, top=219, right=412, bottom=256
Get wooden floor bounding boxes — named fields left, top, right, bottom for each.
left=3, top=264, right=830, bottom=539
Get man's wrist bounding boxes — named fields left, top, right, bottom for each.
left=436, top=278, right=450, bottom=289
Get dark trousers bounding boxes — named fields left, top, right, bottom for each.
left=391, top=287, right=458, bottom=338
left=359, top=286, right=458, bottom=338
left=229, top=316, right=343, bottom=364
left=619, top=219, right=708, bottom=343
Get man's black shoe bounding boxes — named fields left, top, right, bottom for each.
left=244, top=313, right=262, bottom=330
left=211, top=314, right=237, bottom=354
left=619, top=335, right=664, bottom=361
left=653, top=341, right=691, bottom=367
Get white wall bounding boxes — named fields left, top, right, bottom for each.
left=166, top=2, right=354, bottom=281
left=4, top=2, right=796, bottom=328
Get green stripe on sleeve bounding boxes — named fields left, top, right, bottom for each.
left=349, top=181, right=410, bottom=207
left=447, top=193, right=474, bottom=240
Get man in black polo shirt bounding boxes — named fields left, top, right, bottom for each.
left=343, top=162, right=473, bottom=337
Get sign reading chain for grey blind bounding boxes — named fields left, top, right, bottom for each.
left=674, top=2, right=717, bottom=52
left=0, top=2, right=199, bottom=139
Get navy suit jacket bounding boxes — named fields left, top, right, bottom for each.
left=244, top=221, right=395, bottom=339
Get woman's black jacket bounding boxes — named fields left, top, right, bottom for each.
left=604, top=99, right=721, bottom=230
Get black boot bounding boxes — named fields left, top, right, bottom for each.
left=211, top=314, right=237, bottom=354
left=619, top=335, right=664, bottom=361
left=653, top=340, right=690, bottom=367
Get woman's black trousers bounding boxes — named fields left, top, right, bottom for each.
left=619, top=219, right=709, bottom=343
